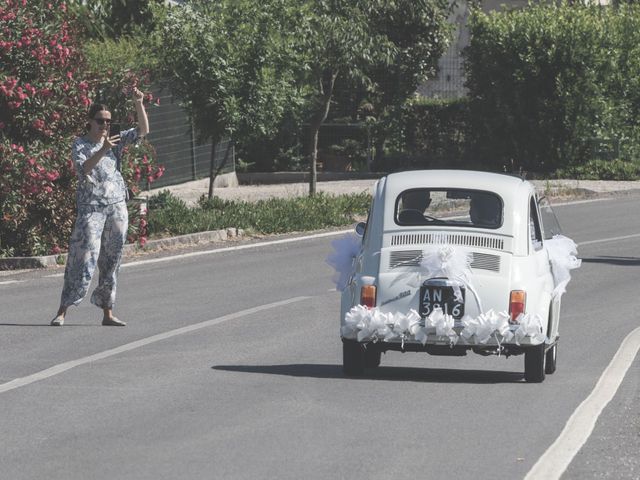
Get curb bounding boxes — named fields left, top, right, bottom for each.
left=237, top=172, right=382, bottom=184
left=0, top=228, right=244, bottom=271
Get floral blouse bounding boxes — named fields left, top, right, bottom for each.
left=72, top=128, right=138, bottom=206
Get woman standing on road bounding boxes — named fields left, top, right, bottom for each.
left=50, top=88, right=149, bottom=327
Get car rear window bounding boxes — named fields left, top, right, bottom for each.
left=395, top=188, right=503, bottom=229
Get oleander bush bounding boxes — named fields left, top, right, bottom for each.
left=0, top=0, right=162, bottom=257
left=146, top=191, right=371, bottom=237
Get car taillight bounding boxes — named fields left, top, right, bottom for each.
left=360, top=285, right=377, bottom=308
left=509, top=290, right=526, bottom=323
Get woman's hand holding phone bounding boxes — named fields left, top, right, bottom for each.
left=105, top=123, right=121, bottom=148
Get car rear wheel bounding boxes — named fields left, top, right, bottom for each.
left=524, top=343, right=546, bottom=383
left=343, top=340, right=365, bottom=376
left=545, top=343, right=557, bottom=374
left=364, top=347, right=381, bottom=368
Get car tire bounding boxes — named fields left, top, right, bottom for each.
left=545, top=343, right=557, bottom=374
left=364, top=347, right=381, bottom=368
left=343, top=340, right=365, bottom=376
left=524, top=343, right=546, bottom=383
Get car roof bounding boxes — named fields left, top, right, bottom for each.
left=384, top=169, right=527, bottom=193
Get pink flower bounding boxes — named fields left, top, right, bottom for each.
left=51, top=245, right=62, bottom=254
left=138, top=236, right=147, bottom=247
left=45, top=170, right=59, bottom=181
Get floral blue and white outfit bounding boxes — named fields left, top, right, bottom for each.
left=60, top=128, right=138, bottom=309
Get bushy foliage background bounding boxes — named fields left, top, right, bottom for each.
left=0, top=0, right=162, bottom=256
left=464, top=2, right=640, bottom=174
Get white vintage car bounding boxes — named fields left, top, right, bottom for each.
left=335, top=170, right=580, bottom=382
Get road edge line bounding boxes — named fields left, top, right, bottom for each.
left=524, top=326, right=640, bottom=479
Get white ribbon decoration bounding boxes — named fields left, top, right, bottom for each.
left=343, top=306, right=545, bottom=346
left=544, top=234, right=582, bottom=298
left=513, top=313, right=547, bottom=345
left=326, top=233, right=362, bottom=292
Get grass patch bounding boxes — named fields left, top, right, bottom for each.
left=146, top=190, right=371, bottom=238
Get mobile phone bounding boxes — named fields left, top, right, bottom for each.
left=109, top=123, right=121, bottom=138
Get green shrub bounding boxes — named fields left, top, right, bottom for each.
left=376, top=98, right=470, bottom=172
left=146, top=191, right=371, bottom=237
left=465, top=3, right=640, bottom=173
left=555, top=159, right=640, bottom=180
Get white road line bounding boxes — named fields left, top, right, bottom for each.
left=0, top=280, right=26, bottom=285
left=0, top=296, right=309, bottom=394
left=578, top=233, right=640, bottom=247
left=525, top=326, right=640, bottom=480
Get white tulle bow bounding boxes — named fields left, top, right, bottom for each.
left=326, top=233, right=362, bottom=291
left=544, top=234, right=582, bottom=298
left=419, top=244, right=473, bottom=302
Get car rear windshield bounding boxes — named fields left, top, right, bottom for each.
left=395, top=188, right=503, bottom=229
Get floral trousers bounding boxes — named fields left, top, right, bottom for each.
left=60, top=201, right=128, bottom=309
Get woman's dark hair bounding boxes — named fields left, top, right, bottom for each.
left=85, top=103, right=110, bottom=131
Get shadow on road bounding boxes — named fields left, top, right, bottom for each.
left=212, top=364, right=524, bottom=384
left=581, top=256, right=640, bottom=266
left=0, top=323, right=98, bottom=327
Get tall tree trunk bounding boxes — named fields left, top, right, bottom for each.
left=309, top=69, right=337, bottom=196
left=208, top=139, right=218, bottom=199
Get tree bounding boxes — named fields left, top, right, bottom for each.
left=364, top=0, right=452, bottom=161
left=297, top=0, right=395, bottom=195
left=67, top=0, right=161, bottom=40
left=153, top=0, right=303, bottom=198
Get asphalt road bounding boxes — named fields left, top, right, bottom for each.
left=0, top=195, right=638, bottom=480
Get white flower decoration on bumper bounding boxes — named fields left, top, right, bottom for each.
left=343, top=306, right=546, bottom=346
left=460, top=310, right=512, bottom=345
left=544, top=234, right=582, bottom=298
left=326, top=233, right=362, bottom=291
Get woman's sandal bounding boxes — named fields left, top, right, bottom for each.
left=102, top=317, right=126, bottom=327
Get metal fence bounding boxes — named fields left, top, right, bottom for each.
left=301, top=123, right=373, bottom=172
left=145, top=86, right=234, bottom=189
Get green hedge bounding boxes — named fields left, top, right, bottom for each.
left=146, top=191, right=371, bottom=237
left=464, top=3, right=640, bottom=173
left=376, top=98, right=471, bottom=172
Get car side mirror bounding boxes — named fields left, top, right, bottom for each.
left=355, top=222, right=366, bottom=237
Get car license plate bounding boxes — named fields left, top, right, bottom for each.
left=419, top=285, right=465, bottom=319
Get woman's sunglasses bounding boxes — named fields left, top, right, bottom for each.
left=93, top=118, right=111, bottom=125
